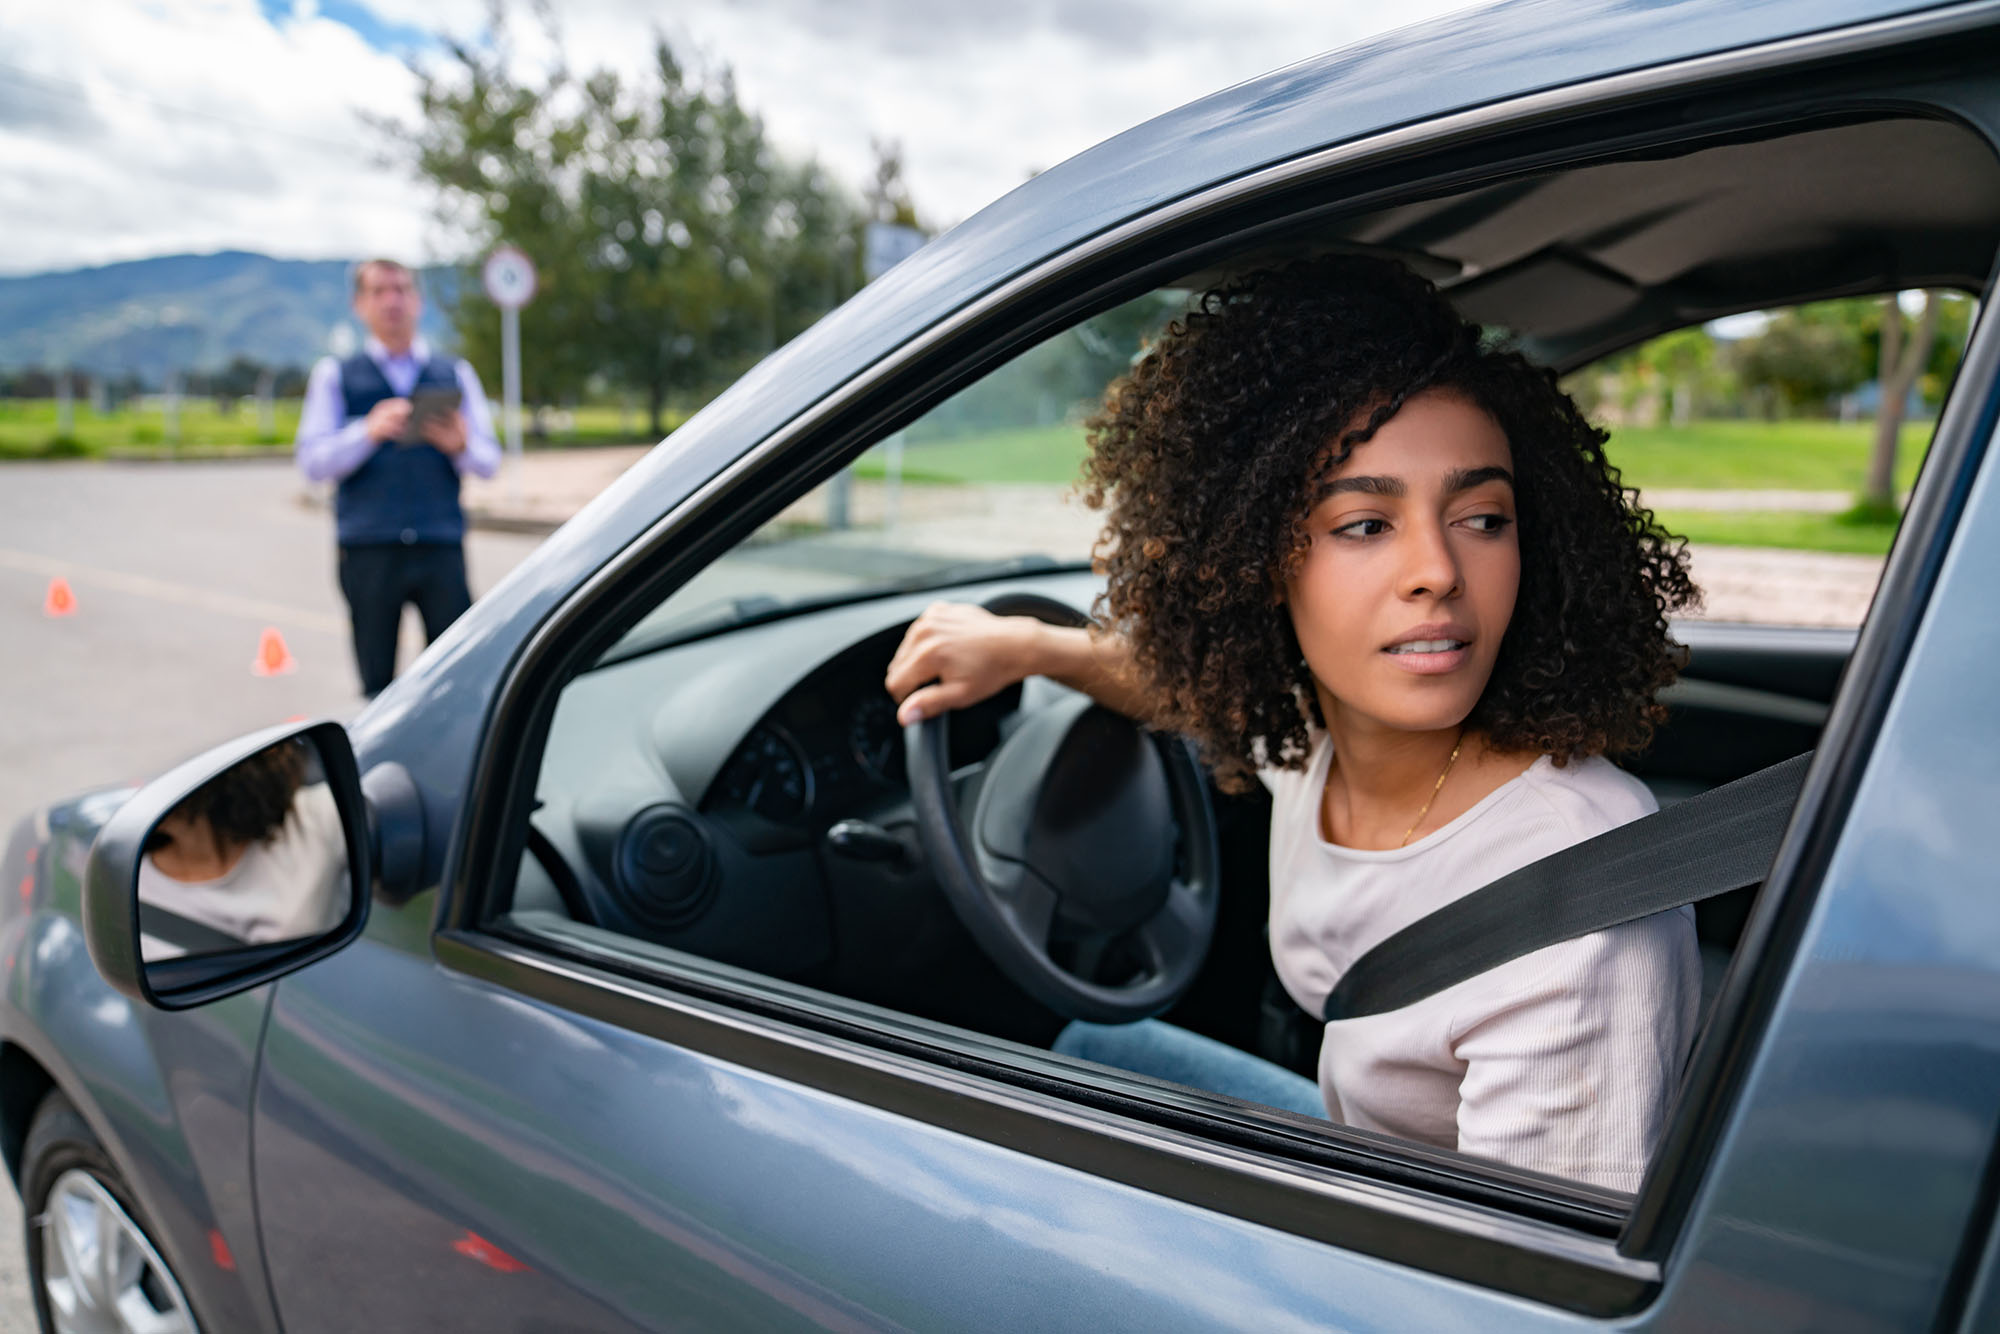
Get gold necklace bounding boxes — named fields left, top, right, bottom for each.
left=1399, top=733, right=1464, bottom=847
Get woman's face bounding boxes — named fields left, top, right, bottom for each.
left=1286, top=388, right=1520, bottom=738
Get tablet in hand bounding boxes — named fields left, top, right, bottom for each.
left=397, top=386, right=464, bottom=446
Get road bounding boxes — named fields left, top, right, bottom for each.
left=0, top=460, right=546, bottom=824
left=0, top=460, right=546, bottom=1328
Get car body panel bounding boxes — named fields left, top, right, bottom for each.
left=255, top=900, right=1604, bottom=1333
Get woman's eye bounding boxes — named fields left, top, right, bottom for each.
left=1333, top=517, right=1388, bottom=538
left=1461, top=513, right=1513, bottom=534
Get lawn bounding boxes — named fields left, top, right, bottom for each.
left=0, top=398, right=678, bottom=459
left=1652, top=510, right=1898, bottom=556
left=855, top=418, right=1935, bottom=495
left=0, top=397, right=301, bottom=458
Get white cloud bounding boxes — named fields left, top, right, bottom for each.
left=0, top=0, right=429, bottom=273
left=3, top=0, right=1486, bottom=275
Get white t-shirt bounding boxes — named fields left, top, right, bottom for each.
left=138, top=784, right=351, bottom=959
left=1262, top=733, right=1700, bottom=1192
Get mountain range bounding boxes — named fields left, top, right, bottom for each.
left=0, top=251, right=461, bottom=384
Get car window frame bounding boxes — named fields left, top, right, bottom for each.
left=434, top=16, right=2000, bottom=1315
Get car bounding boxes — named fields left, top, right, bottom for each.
left=7, top=0, right=2000, bottom=1329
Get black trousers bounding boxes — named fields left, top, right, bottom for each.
left=337, top=541, right=472, bottom=697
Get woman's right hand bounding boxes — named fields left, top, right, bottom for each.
left=884, top=603, right=1044, bottom=725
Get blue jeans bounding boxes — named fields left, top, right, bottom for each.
left=1053, top=1019, right=1325, bottom=1118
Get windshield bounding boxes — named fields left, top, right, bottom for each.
left=603, top=289, right=1189, bottom=657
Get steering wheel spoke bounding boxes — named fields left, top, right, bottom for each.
left=1135, top=879, right=1210, bottom=980
left=998, top=876, right=1059, bottom=952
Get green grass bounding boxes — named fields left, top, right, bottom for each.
left=0, top=398, right=303, bottom=458
left=0, top=397, right=672, bottom=459
left=1652, top=509, right=1899, bottom=556
left=1602, top=419, right=1930, bottom=493
left=853, top=425, right=1096, bottom=485
left=849, top=418, right=1935, bottom=495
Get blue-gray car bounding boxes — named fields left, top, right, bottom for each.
left=7, top=0, right=2000, bottom=1328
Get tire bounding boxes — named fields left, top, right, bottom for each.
left=20, top=1089, right=199, bottom=1334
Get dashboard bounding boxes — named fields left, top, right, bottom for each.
left=519, top=573, right=1095, bottom=993
left=700, top=624, right=1017, bottom=835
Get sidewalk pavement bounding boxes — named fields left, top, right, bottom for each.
left=351, top=447, right=1886, bottom=628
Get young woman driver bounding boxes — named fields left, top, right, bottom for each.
left=883, top=256, right=1703, bottom=1193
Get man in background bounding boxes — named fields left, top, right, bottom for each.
left=295, top=259, right=500, bottom=698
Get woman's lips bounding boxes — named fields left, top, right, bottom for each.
left=1383, top=637, right=1470, bottom=674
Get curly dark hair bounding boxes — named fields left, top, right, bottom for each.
left=1081, top=254, right=1698, bottom=792
left=147, top=739, right=309, bottom=853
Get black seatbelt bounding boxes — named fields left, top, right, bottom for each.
left=139, top=903, right=248, bottom=956
left=1320, top=750, right=1812, bottom=1023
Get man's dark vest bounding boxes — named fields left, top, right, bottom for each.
left=333, top=353, right=466, bottom=547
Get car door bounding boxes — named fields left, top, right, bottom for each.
left=246, top=18, right=2000, bottom=1332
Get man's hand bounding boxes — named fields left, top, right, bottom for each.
left=362, top=398, right=412, bottom=443
left=421, top=409, right=468, bottom=455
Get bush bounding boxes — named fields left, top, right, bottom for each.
left=1838, top=497, right=1902, bottom=527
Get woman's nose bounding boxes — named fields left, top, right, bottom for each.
left=1399, top=519, right=1463, bottom=601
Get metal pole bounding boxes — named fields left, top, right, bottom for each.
left=502, top=303, right=523, bottom=503
left=883, top=430, right=905, bottom=532
left=256, top=368, right=276, bottom=438
left=55, top=370, right=73, bottom=440
left=164, top=371, right=182, bottom=453
left=826, top=468, right=851, bottom=530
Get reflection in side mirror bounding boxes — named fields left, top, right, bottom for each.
left=84, top=719, right=371, bottom=1010
left=138, top=734, right=350, bottom=977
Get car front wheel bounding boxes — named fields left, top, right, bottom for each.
left=21, top=1089, right=198, bottom=1334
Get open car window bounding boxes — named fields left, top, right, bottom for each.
left=514, top=278, right=1977, bottom=1181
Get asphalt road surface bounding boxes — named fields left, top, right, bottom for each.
left=0, top=459, right=547, bottom=1329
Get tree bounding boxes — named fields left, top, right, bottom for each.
left=866, top=138, right=922, bottom=229
left=1860, top=291, right=1941, bottom=514
left=382, top=20, right=865, bottom=435
left=1640, top=327, right=1716, bottom=426
left=1726, top=303, right=1872, bottom=415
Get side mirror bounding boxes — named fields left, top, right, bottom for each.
left=83, top=720, right=371, bottom=1010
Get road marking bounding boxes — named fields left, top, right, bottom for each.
left=0, top=547, right=346, bottom=635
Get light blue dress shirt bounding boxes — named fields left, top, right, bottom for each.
left=294, top=337, right=502, bottom=483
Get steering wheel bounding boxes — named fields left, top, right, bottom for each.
left=906, top=592, right=1220, bottom=1023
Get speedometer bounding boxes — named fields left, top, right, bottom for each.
left=713, top=725, right=814, bottom=822
left=849, top=694, right=905, bottom=786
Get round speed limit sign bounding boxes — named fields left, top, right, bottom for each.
left=482, top=246, right=538, bottom=310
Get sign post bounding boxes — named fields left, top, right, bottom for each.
left=854, top=222, right=928, bottom=532
left=482, top=246, right=538, bottom=503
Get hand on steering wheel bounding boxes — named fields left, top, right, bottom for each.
left=898, top=593, right=1220, bottom=1023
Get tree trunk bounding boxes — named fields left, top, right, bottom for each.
left=1863, top=291, right=1941, bottom=512
left=648, top=376, right=665, bottom=439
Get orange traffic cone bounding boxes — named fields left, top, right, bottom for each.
left=42, top=577, right=76, bottom=618
left=251, top=627, right=298, bottom=677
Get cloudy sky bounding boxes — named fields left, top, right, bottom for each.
left=2, top=0, right=1489, bottom=277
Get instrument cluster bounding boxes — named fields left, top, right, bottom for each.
left=703, top=635, right=1015, bottom=828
